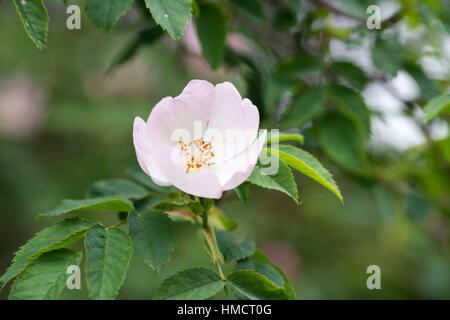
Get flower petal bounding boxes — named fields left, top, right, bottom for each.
left=133, top=117, right=171, bottom=186
left=211, top=130, right=267, bottom=191
left=147, top=82, right=215, bottom=148
left=207, top=83, right=260, bottom=160
left=176, top=79, right=215, bottom=110
left=152, top=145, right=225, bottom=199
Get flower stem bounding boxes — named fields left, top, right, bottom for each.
left=199, top=203, right=231, bottom=299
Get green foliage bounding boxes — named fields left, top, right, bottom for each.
left=316, top=113, right=367, bottom=175
left=37, top=197, right=134, bottom=219
left=371, top=37, right=405, bottom=76
left=331, top=0, right=369, bottom=19
left=107, top=26, right=164, bottom=74
left=0, top=218, right=96, bottom=292
left=6, top=0, right=450, bottom=301
left=227, top=270, right=288, bottom=300
left=51, top=0, right=68, bottom=5
left=228, top=0, right=266, bottom=21
left=12, top=0, right=48, bottom=49
left=266, top=132, right=305, bottom=145
left=85, top=225, right=133, bottom=300
left=280, top=87, right=326, bottom=129
left=196, top=2, right=226, bottom=69
left=152, top=201, right=187, bottom=212
left=85, top=0, right=134, bottom=33
left=424, top=94, right=450, bottom=122
left=404, top=63, right=440, bottom=102
left=144, top=0, right=192, bottom=41
left=271, top=145, right=343, bottom=202
left=208, top=207, right=238, bottom=231
left=328, top=61, right=369, bottom=90
left=126, top=168, right=172, bottom=194
left=153, top=267, right=225, bottom=300
left=216, top=231, right=256, bottom=263
left=249, top=155, right=299, bottom=203
left=326, top=84, right=371, bottom=138
left=404, top=188, right=432, bottom=221
left=88, top=179, right=148, bottom=200
left=226, top=50, right=267, bottom=118
left=275, top=54, right=322, bottom=79
left=9, top=249, right=82, bottom=300
left=234, top=182, right=250, bottom=205
left=128, top=210, right=176, bottom=272
left=236, top=249, right=296, bottom=299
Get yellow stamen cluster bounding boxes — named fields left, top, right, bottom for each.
left=179, top=138, right=215, bottom=173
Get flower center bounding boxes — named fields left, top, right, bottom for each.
left=178, top=138, right=215, bottom=173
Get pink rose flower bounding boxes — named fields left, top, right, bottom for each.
left=133, top=80, right=266, bottom=199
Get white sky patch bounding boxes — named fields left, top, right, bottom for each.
left=363, top=81, right=426, bottom=151
left=429, top=119, right=450, bottom=141
left=370, top=115, right=425, bottom=151
left=362, top=82, right=404, bottom=113
left=389, top=71, right=420, bottom=101
left=420, top=55, right=450, bottom=80
left=329, top=38, right=374, bottom=72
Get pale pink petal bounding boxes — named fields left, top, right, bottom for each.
left=133, top=117, right=171, bottom=186
left=152, top=145, right=225, bottom=199
left=207, top=83, right=260, bottom=160
left=211, top=130, right=267, bottom=190
left=147, top=83, right=215, bottom=148
left=176, top=79, right=215, bottom=109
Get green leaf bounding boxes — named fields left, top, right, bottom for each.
left=227, top=270, right=288, bottom=300
left=331, top=0, right=367, bottom=19
left=236, top=249, right=296, bottom=299
left=280, top=87, right=326, bottom=129
left=152, top=201, right=187, bottom=212
left=0, top=218, right=96, bottom=292
left=88, top=179, right=148, bottom=200
left=85, top=0, right=134, bottom=33
left=13, top=0, right=48, bottom=49
left=128, top=210, right=176, bottom=272
left=9, top=249, right=82, bottom=300
left=144, top=0, right=192, bottom=41
left=266, top=132, right=304, bottom=145
left=216, top=231, right=256, bottom=263
left=404, top=63, right=440, bottom=102
left=196, top=3, right=226, bottom=69
left=126, top=168, right=172, bottom=194
left=235, top=182, right=250, bottom=206
left=85, top=225, right=133, bottom=300
left=316, top=113, right=367, bottom=176
left=228, top=0, right=266, bottom=21
left=209, top=207, right=238, bottom=231
left=327, top=84, right=371, bottom=138
left=225, top=50, right=267, bottom=118
left=275, top=54, right=322, bottom=79
left=106, top=26, right=164, bottom=74
left=424, top=94, right=450, bottom=122
left=371, top=37, right=404, bottom=76
left=249, top=155, right=299, bottom=203
left=154, top=267, right=225, bottom=300
left=328, top=61, right=368, bottom=90
left=37, top=197, right=134, bottom=219
left=270, top=144, right=343, bottom=202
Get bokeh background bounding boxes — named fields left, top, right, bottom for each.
left=1, top=0, right=449, bottom=299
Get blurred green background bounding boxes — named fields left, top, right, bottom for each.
left=1, top=0, right=449, bottom=299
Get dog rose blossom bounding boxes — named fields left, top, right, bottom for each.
left=133, top=80, right=266, bottom=199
